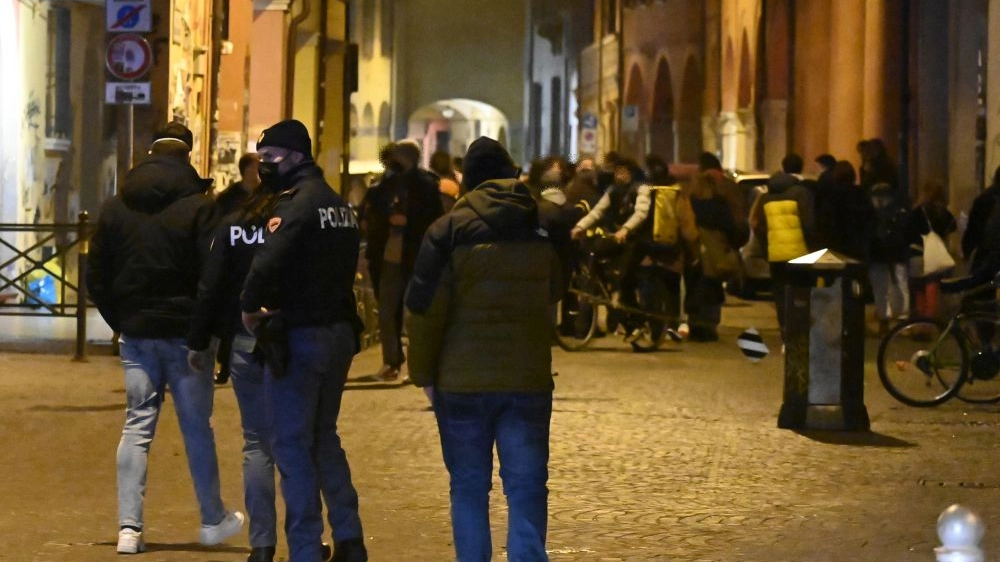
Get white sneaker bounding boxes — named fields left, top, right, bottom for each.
left=117, top=528, right=145, bottom=554
left=199, top=510, right=245, bottom=546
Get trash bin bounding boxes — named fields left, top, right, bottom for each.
left=777, top=249, right=870, bottom=431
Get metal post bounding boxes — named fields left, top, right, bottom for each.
left=73, top=211, right=89, bottom=362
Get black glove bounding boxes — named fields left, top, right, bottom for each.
left=253, top=316, right=290, bottom=378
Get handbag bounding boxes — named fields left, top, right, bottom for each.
left=698, top=227, right=741, bottom=280
left=909, top=209, right=955, bottom=277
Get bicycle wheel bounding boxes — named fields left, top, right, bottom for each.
left=954, top=313, right=1000, bottom=404
left=553, top=269, right=597, bottom=351
left=877, top=319, right=967, bottom=407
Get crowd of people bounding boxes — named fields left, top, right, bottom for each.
left=86, top=119, right=1000, bottom=562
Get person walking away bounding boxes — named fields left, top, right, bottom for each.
left=683, top=173, right=740, bottom=341
left=430, top=150, right=461, bottom=213
left=869, top=182, right=911, bottom=335
left=360, top=140, right=444, bottom=382
left=211, top=152, right=261, bottom=385
left=87, top=122, right=244, bottom=554
left=962, top=165, right=1000, bottom=262
left=405, top=136, right=562, bottom=562
left=749, top=171, right=817, bottom=343
left=905, top=181, right=957, bottom=320
left=240, top=119, right=368, bottom=562
left=813, top=161, right=873, bottom=261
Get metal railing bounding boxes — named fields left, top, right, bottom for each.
left=0, top=212, right=91, bottom=361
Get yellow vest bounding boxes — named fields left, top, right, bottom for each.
left=763, top=200, right=807, bottom=262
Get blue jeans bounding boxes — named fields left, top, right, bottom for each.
left=117, top=336, right=226, bottom=529
left=265, top=323, right=363, bottom=562
left=230, top=334, right=277, bottom=548
left=433, top=391, right=552, bottom=562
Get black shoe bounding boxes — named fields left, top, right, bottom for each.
left=332, top=538, right=368, bottom=562
left=247, top=546, right=276, bottom=562
left=214, top=369, right=230, bottom=385
left=322, top=542, right=333, bottom=562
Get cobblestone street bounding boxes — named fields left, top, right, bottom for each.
left=2, top=299, right=1000, bottom=561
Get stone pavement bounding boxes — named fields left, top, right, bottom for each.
left=2, top=298, right=1000, bottom=562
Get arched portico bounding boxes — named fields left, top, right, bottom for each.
left=407, top=99, right=510, bottom=164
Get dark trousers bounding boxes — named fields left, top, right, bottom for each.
left=770, top=261, right=789, bottom=340
left=377, top=262, right=406, bottom=369
left=266, top=323, right=363, bottom=561
left=434, top=390, right=552, bottom=562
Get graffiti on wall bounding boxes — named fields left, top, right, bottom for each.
left=212, top=131, right=242, bottom=192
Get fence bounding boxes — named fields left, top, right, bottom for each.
left=0, top=212, right=91, bottom=360
left=0, top=213, right=380, bottom=360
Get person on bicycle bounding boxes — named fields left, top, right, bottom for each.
left=570, top=158, right=652, bottom=341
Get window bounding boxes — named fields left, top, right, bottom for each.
left=45, top=6, right=71, bottom=139
left=550, top=77, right=562, bottom=155
left=361, top=0, right=375, bottom=58
left=379, top=0, right=393, bottom=57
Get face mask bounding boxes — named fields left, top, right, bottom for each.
left=258, top=161, right=282, bottom=189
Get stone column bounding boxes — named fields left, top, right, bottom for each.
left=792, top=0, right=830, bottom=164
left=986, top=0, right=1000, bottom=188
left=248, top=0, right=290, bottom=146
left=827, top=0, right=865, bottom=164
left=862, top=0, right=887, bottom=141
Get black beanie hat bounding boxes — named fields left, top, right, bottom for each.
left=152, top=122, right=193, bottom=151
left=462, top=137, right=517, bottom=191
left=257, top=119, right=313, bottom=157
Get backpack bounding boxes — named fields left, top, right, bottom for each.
left=648, top=185, right=682, bottom=260
left=871, top=184, right=909, bottom=260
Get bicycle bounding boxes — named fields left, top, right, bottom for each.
left=553, top=236, right=681, bottom=353
left=876, top=275, right=1000, bottom=407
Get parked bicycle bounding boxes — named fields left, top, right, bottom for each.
left=554, top=235, right=681, bottom=352
left=877, top=275, right=1000, bottom=407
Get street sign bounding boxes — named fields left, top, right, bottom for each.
left=106, top=34, right=152, bottom=81
left=579, top=112, right=598, bottom=153
left=622, top=105, right=639, bottom=133
left=106, top=0, right=151, bottom=33
left=106, top=82, right=151, bottom=105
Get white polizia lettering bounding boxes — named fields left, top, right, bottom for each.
left=229, top=225, right=265, bottom=246
left=318, top=206, right=358, bottom=229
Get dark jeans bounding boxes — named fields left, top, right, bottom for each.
left=266, top=323, right=363, bottom=562
left=770, top=261, right=789, bottom=340
left=377, top=262, right=406, bottom=369
left=433, top=390, right=552, bottom=562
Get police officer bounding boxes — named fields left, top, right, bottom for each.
left=240, top=119, right=367, bottom=562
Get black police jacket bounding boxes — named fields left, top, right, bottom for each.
left=240, top=165, right=363, bottom=334
left=87, top=154, right=216, bottom=338
left=187, top=207, right=267, bottom=351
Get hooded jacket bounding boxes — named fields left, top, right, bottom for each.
left=750, top=173, right=816, bottom=263
left=405, top=179, right=562, bottom=392
left=87, top=154, right=217, bottom=338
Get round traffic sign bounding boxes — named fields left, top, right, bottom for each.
left=106, top=34, right=152, bottom=81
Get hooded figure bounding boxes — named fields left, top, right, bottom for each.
left=86, top=122, right=245, bottom=555
left=405, top=136, right=561, bottom=562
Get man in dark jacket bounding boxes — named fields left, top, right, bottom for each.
left=406, top=137, right=562, bottom=562
left=962, top=165, right=1000, bottom=260
left=240, top=119, right=368, bottom=562
left=358, top=140, right=443, bottom=381
left=87, top=122, right=244, bottom=554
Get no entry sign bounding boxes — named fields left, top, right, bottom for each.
left=106, top=34, right=152, bottom=81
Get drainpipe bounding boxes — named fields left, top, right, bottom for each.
left=285, top=0, right=312, bottom=119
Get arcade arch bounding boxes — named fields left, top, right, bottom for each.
left=407, top=99, right=510, bottom=163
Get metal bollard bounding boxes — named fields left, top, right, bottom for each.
left=935, top=504, right=985, bottom=562
left=72, top=211, right=89, bottom=363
